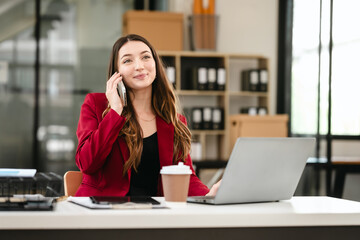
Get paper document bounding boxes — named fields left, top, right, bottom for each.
left=0, top=168, right=36, bottom=177
left=68, top=197, right=167, bottom=209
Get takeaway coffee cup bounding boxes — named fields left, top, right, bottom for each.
left=160, top=162, right=192, bottom=202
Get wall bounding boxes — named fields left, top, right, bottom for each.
left=216, top=0, right=278, bottom=114
left=170, top=0, right=279, bottom=114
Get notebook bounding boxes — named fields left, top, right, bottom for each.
left=187, top=137, right=315, bottom=205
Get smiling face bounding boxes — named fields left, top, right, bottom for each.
left=117, top=41, right=156, bottom=91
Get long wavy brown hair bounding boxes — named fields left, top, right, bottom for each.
left=102, top=34, right=191, bottom=175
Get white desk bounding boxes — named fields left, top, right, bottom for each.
left=1, top=196, right=360, bottom=240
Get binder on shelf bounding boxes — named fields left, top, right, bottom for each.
left=258, top=107, right=268, bottom=115
left=166, top=66, right=176, bottom=89
left=212, top=107, right=224, bottom=130
left=189, top=67, right=198, bottom=90
left=197, top=67, right=208, bottom=90
left=192, top=108, right=203, bottom=129
left=202, top=107, right=212, bottom=129
left=259, top=69, right=268, bottom=92
left=186, top=67, right=199, bottom=90
left=240, top=107, right=258, bottom=116
left=217, top=68, right=226, bottom=91
left=207, top=68, right=217, bottom=90
left=241, top=70, right=250, bottom=91
left=249, top=69, right=259, bottom=91
left=242, top=69, right=266, bottom=92
left=240, top=107, right=267, bottom=116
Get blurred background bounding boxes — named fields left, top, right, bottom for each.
left=0, top=0, right=134, bottom=174
left=0, top=0, right=359, bottom=200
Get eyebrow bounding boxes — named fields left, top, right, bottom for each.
left=120, top=50, right=151, bottom=60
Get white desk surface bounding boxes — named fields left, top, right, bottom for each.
left=1, top=196, right=360, bottom=230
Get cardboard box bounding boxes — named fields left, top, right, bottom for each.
left=123, top=10, right=183, bottom=51
left=229, top=114, right=289, bottom=152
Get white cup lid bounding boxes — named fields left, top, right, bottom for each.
left=160, top=162, right=192, bottom=175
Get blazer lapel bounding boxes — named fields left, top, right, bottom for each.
left=156, top=116, right=174, bottom=168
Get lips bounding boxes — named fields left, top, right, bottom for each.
left=134, top=73, right=147, bottom=80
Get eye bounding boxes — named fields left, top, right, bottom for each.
left=123, top=59, right=131, bottom=64
left=143, top=55, right=151, bottom=60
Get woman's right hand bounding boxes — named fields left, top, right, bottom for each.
left=206, top=179, right=222, bottom=197
left=106, top=72, right=123, bottom=115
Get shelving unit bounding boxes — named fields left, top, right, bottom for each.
left=159, top=51, right=270, bottom=161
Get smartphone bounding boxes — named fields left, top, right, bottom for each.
left=117, top=80, right=127, bottom=106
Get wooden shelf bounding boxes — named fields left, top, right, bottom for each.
left=159, top=51, right=270, bottom=160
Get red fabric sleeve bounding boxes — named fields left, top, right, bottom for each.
left=75, top=93, right=126, bottom=174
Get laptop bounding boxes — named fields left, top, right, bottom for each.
left=187, top=137, right=315, bottom=205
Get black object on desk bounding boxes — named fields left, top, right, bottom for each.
left=0, top=172, right=61, bottom=211
left=0, top=194, right=55, bottom=211
left=0, top=172, right=63, bottom=197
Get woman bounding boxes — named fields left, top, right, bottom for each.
left=75, top=34, right=219, bottom=197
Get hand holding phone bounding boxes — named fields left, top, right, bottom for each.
left=117, top=80, right=127, bottom=106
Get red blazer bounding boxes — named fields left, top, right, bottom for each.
left=75, top=93, right=209, bottom=197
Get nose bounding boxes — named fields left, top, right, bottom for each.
left=135, top=58, right=144, bottom=70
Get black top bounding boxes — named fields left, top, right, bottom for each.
left=127, top=132, right=160, bottom=196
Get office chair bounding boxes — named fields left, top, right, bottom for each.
left=63, top=171, right=83, bottom=196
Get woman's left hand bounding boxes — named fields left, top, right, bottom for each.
left=206, top=179, right=222, bottom=197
